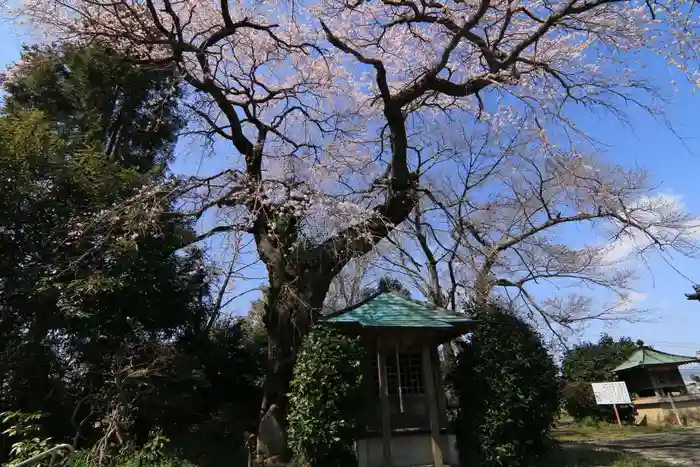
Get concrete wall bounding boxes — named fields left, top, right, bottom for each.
left=356, top=433, right=458, bottom=467
left=635, top=396, right=700, bottom=425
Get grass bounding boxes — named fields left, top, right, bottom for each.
left=540, top=445, right=676, bottom=466
left=555, top=422, right=686, bottom=442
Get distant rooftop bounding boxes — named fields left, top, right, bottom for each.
left=324, top=292, right=476, bottom=330
left=613, top=347, right=699, bottom=373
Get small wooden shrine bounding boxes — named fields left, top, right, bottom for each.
left=324, top=292, right=476, bottom=467
left=613, top=347, right=700, bottom=425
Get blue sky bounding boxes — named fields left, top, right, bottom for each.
left=2, top=23, right=700, bottom=359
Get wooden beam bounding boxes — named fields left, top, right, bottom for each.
left=667, top=394, right=683, bottom=426
left=650, top=371, right=682, bottom=425
left=377, top=345, right=392, bottom=467
left=433, top=347, right=448, bottom=427
left=650, top=372, right=662, bottom=398
left=422, top=345, right=444, bottom=467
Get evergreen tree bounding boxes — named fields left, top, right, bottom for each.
left=0, top=45, right=260, bottom=464
left=3, top=42, right=183, bottom=172
left=0, top=110, right=203, bottom=448
left=561, top=335, right=640, bottom=422
left=450, top=302, right=561, bottom=467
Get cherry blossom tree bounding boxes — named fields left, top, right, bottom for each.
left=324, top=253, right=379, bottom=311
left=8, top=0, right=698, bottom=458
left=376, top=133, right=700, bottom=340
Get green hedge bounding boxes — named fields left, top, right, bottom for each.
left=288, top=326, right=366, bottom=467
left=450, top=303, right=561, bottom=467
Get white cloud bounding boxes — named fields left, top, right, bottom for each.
left=613, top=291, right=649, bottom=312
left=603, top=193, right=700, bottom=264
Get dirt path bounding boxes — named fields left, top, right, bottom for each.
left=574, top=428, right=700, bottom=465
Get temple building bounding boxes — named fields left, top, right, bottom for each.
left=613, top=346, right=700, bottom=425
left=324, top=292, right=476, bottom=467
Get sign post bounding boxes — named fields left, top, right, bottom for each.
left=612, top=404, right=622, bottom=426
left=591, top=381, right=632, bottom=426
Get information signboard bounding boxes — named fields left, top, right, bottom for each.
left=591, top=381, right=631, bottom=405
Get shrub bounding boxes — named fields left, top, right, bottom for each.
left=74, top=449, right=196, bottom=467
left=450, top=303, right=561, bottom=467
left=561, top=335, right=639, bottom=423
left=562, top=381, right=636, bottom=424
left=114, top=449, right=197, bottom=467
left=1, top=411, right=59, bottom=466
left=67, top=432, right=198, bottom=467
left=68, top=450, right=92, bottom=467
left=287, top=326, right=366, bottom=467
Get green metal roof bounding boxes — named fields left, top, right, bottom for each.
left=613, top=347, right=699, bottom=372
left=324, top=292, right=476, bottom=329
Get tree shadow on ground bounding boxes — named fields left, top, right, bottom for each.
left=585, top=429, right=700, bottom=465
left=537, top=444, right=672, bottom=466
left=538, top=444, right=624, bottom=466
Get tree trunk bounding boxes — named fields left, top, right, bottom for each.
left=251, top=150, right=417, bottom=461
left=256, top=271, right=330, bottom=462
left=475, top=254, right=498, bottom=306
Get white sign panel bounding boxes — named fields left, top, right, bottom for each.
left=591, top=381, right=631, bottom=405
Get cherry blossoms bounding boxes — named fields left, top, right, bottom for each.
left=8, top=0, right=696, bottom=242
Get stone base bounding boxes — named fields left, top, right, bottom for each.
left=356, top=433, right=458, bottom=467
left=634, top=396, right=700, bottom=425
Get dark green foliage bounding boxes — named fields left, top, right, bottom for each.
left=560, top=381, right=637, bottom=424
left=0, top=110, right=200, bottom=454
left=562, top=335, right=642, bottom=383
left=288, top=326, right=366, bottom=467
left=1, top=49, right=192, bottom=446
left=0, top=43, right=262, bottom=465
left=0, top=111, right=138, bottom=412
left=2, top=42, right=183, bottom=173
left=450, top=303, right=561, bottom=467
left=561, top=335, right=640, bottom=423
left=241, top=293, right=268, bottom=348
left=161, top=319, right=264, bottom=467
left=0, top=411, right=55, bottom=465
left=0, top=111, right=264, bottom=465
left=68, top=435, right=198, bottom=467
